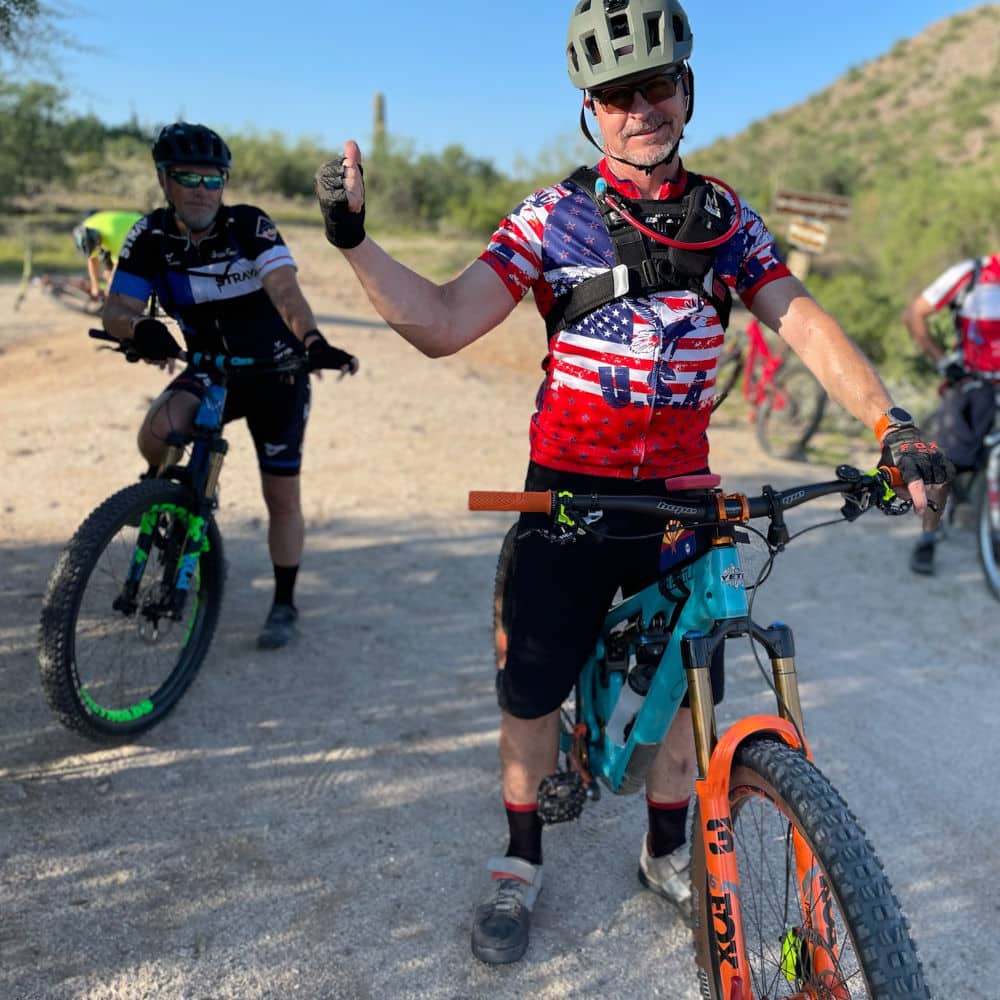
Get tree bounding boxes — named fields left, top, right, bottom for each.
left=0, top=75, right=72, bottom=206
left=0, top=1, right=69, bottom=66
left=0, top=0, right=40, bottom=52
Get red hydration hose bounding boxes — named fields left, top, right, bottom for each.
left=596, top=174, right=743, bottom=251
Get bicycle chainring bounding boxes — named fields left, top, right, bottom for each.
left=536, top=770, right=587, bottom=825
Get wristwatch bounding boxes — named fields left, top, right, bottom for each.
left=874, top=406, right=915, bottom=443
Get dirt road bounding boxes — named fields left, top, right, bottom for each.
left=1, top=228, right=997, bottom=999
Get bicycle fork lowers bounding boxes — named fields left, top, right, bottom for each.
left=113, top=386, right=228, bottom=634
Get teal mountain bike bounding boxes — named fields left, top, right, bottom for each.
left=473, top=465, right=929, bottom=1000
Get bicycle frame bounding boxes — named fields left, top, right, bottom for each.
left=741, top=319, right=785, bottom=411
left=568, top=528, right=831, bottom=995
left=115, top=383, right=228, bottom=625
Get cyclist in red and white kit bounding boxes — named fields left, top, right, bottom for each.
left=904, top=253, right=1000, bottom=573
left=315, top=0, right=950, bottom=966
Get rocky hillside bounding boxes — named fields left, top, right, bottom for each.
left=688, top=4, right=1000, bottom=209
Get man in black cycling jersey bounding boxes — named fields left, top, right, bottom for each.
left=315, top=0, right=950, bottom=966
left=103, top=122, right=358, bottom=650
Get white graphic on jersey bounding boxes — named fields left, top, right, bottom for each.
left=256, top=215, right=278, bottom=241
left=117, top=217, right=148, bottom=260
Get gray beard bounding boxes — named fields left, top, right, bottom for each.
left=174, top=205, right=219, bottom=234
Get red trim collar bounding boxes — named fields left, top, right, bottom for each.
left=596, top=158, right=688, bottom=200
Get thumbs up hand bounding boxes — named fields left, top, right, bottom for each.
left=314, top=139, right=367, bottom=249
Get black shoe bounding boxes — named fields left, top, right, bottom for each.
left=471, top=856, right=543, bottom=965
left=257, top=603, right=298, bottom=649
left=910, top=541, right=935, bottom=576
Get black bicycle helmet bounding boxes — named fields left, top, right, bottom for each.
left=72, top=223, right=101, bottom=256
left=152, top=122, right=233, bottom=171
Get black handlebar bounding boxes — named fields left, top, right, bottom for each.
left=469, top=465, right=907, bottom=540
left=563, top=475, right=855, bottom=523
left=88, top=328, right=307, bottom=375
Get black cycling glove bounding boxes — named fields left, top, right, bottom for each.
left=304, top=330, right=358, bottom=375
left=131, top=318, right=181, bottom=362
left=314, top=159, right=366, bottom=249
left=880, top=424, right=954, bottom=486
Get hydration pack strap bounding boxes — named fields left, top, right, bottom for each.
left=546, top=166, right=732, bottom=337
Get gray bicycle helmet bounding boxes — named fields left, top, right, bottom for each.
left=566, top=0, right=693, bottom=93
left=152, top=122, right=233, bottom=171
left=72, top=223, right=101, bottom=256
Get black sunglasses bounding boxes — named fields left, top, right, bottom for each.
left=168, top=170, right=226, bottom=190
left=592, top=68, right=685, bottom=114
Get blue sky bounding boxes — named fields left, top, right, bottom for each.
left=51, top=0, right=984, bottom=174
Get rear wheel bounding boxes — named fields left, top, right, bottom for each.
left=755, top=359, right=827, bottom=461
left=39, top=480, right=225, bottom=742
left=711, top=342, right=744, bottom=413
left=977, top=444, right=1000, bottom=600
left=691, top=737, right=928, bottom=999
left=40, top=276, right=105, bottom=315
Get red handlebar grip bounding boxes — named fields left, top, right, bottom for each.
left=879, top=465, right=905, bottom=488
left=468, top=490, right=553, bottom=513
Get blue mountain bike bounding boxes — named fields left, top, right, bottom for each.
left=38, top=330, right=309, bottom=743
left=473, top=465, right=929, bottom=1000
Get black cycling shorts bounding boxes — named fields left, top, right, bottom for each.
left=499, top=462, right=726, bottom=720
left=935, top=378, right=996, bottom=471
left=167, top=367, right=311, bottom=477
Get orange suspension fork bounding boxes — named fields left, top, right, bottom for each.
left=693, top=715, right=813, bottom=1000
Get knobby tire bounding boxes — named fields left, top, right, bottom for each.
left=690, top=737, right=928, bottom=999
left=977, top=448, right=1000, bottom=600
left=39, top=479, right=225, bottom=742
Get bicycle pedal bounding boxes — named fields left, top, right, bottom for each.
left=536, top=771, right=587, bottom=825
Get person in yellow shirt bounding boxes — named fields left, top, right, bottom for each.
left=72, top=209, right=143, bottom=299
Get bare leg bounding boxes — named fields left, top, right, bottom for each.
left=499, top=710, right=560, bottom=805
left=138, top=389, right=200, bottom=467
left=645, top=707, right=696, bottom=802
left=260, top=472, right=304, bottom=567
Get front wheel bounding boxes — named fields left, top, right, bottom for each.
left=691, top=737, right=928, bottom=999
left=755, top=359, right=827, bottom=461
left=977, top=445, right=1000, bottom=600
left=39, top=480, right=225, bottom=742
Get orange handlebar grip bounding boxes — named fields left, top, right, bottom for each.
left=468, top=490, right=553, bottom=513
left=879, top=465, right=905, bottom=488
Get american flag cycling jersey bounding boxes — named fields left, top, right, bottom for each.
left=920, top=253, right=1000, bottom=376
left=480, top=158, right=790, bottom=479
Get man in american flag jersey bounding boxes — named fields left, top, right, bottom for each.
left=315, top=0, right=950, bottom=966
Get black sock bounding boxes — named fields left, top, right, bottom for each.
left=504, top=801, right=542, bottom=866
left=273, top=564, right=299, bottom=607
left=647, top=796, right=689, bottom=858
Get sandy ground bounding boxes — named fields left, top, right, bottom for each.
left=1, top=225, right=998, bottom=1000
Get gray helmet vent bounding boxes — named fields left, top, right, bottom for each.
left=566, top=0, right=693, bottom=92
